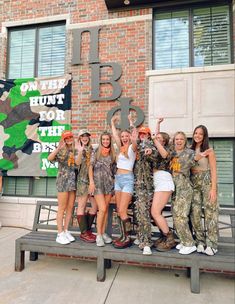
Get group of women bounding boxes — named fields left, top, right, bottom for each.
left=48, top=117, right=219, bottom=257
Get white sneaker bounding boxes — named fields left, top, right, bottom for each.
left=96, top=235, right=105, bottom=247
left=197, top=244, right=204, bottom=253
left=204, top=247, right=218, bottom=256
left=179, top=245, right=197, bottom=255
left=102, top=233, right=112, bottom=244
left=176, top=243, right=183, bottom=250
left=56, top=232, right=70, bottom=245
left=143, top=246, right=152, bottom=255
left=134, top=238, right=140, bottom=246
left=64, top=230, right=75, bottom=242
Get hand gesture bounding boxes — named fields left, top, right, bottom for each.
left=200, top=148, right=213, bottom=157
left=57, top=139, right=65, bottom=150
left=130, top=127, right=138, bottom=141
left=145, top=148, right=152, bottom=155
left=75, top=138, right=84, bottom=153
left=111, top=114, right=119, bottom=125
left=157, top=117, right=164, bottom=124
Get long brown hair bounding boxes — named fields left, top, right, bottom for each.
left=191, top=125, right=209, bottom=152
left=96, top=131, right=116, bottom=162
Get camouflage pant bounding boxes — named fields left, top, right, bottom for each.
left=134, top=190, right=153, bottom=248
left=172, top=174, right=194, bottom=246
left=190, top=171, right=219, bottom=249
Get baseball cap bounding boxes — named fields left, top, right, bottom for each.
left=62, top=130, right=74, bottom=140
left=78, top=129, right=91, bottom=137
left=138, top=126, right=151, bottom=135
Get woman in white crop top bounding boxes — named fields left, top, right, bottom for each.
left=190, top=125, right=219, bottom=256
left=111, top=115, right=137, bottom=249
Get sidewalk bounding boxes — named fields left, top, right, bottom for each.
left=0, top=227, right=234, bottom=304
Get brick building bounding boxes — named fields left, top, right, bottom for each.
left=0, top=0, right=234, bottom=227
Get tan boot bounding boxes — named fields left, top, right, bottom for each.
left=154, top=230, right=164, bottom=247
left=156, top=230, right=176, bottom=252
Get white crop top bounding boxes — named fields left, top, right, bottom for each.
left=117, top=145, right=136, bottom=171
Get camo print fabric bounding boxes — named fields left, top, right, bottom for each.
left=170, top=148, right=196, bottom=177
left=90, top=150, right=115, bottom=195
left=55, top=148, right=77, bottom=192
left=77, top=146, right=93, bottom=197
left=133, top=140, right=158, bottom=248
left=152, top=145, right=173, bottom=172
left=190, top=170, right=219, bottom=249
left=172, top=174, right=195, bottom=246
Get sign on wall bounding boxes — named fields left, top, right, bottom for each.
left=0, top=75, right=72, bottom=177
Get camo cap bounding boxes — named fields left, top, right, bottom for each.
left=78, top=129, right=91, bottom=137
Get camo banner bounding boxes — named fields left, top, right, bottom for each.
left=0, top=75, right=72, bottom=177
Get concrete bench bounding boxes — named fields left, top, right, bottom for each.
left=15, top=201, right=235, bottom=294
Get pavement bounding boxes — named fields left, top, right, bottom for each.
left=0, top=227, right=234, bottom=304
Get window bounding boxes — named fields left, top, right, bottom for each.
left=153, top=3, right=232, bottom=69
left=211, top=139, right=234, bottom=207
left=3, top=177, right=57, bottom=198
left=7, top=22, right=66, bottom=78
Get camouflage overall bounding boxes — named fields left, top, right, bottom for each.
left=190, top=171, right=219, bottom=249
left=134, top=140, right=158, bottom=248
left=170, top=148, right=196, bottom=247
left=77, top=146, right=93, bottom=197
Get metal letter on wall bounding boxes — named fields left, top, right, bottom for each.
left=107, top=97, right=145, bottom=130
left=91, top=62, right=122, bottom=101
left=72, top=26, right=101, bottom=65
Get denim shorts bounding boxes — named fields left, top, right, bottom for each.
left=114, top=172, right=134, bottom=194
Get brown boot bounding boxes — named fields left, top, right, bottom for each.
left=113, top=218, right=132, bottom=249
left=113, top=216, right=124, bottom=245
left=77, top=215, right=95, bottom=243
left=156, top=230, right=176, bottom=252
left=154, top=230, right=165, bottom=247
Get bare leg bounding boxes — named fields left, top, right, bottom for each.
left=57, top=192, right=69, bottom=233
left=101, top=194, right=112, bottom=233
left=118, top=192, right=132, bottom=220
left=95, top=194, right=108, bottom=235
left=89, top=195, right=98, bottom=214
left=151, top=191, right=172, bottom=234
left=64, top=191, right=76, bottom=230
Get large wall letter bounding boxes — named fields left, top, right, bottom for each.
left=91, top=62, right=122, bottom=101
left=72, top=26, right=101, bottom=65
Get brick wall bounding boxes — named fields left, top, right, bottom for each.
left=0, top=0, right=152, bottom=141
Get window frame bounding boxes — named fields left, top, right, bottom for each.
left=6, top=21, right=66, bottom=78
left=2, top=176, right=57, bottom=198
left=152, top=0, right=234, bottom=69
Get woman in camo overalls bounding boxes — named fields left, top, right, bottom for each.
left=48, top=130, right=77, bottom=245
left=169, top=131, right=211, bottom=255
left=190, top=125, right=219, bottom=256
